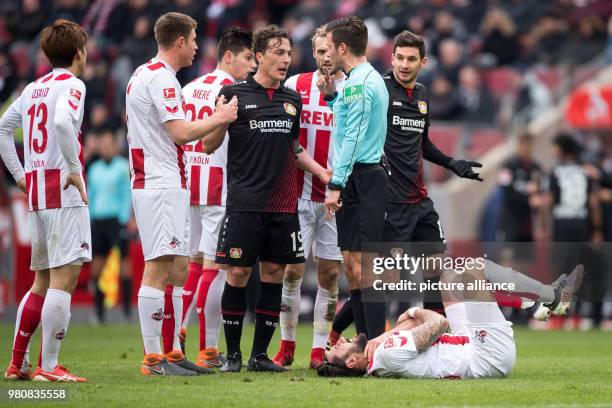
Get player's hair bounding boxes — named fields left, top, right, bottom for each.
left=40, top=19, right=88, bottom=68
left=154, top=12, right=197, bottom=50
left=554, top=133, right=582, bottom=157
left=316, top=334, right=368, bottom=378
left=325, top=16, right=368, bottom=56
left=394, top=30, right=426, bottom=59
left=253, top=24, right=293, bottom=56
left=310, top=25, right=327, bottom=50
left=217, top=27, right=253, bottom=62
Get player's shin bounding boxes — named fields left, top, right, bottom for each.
left=40, top=289, right=71, bottom=372
left=252, top=282, right=283, bottom=357
left=10, top=291, right=45, bottom=373
left=221, top=283, right=247, bottom=356
left=138, top=286, right=164, bottom=356
left=484, top=260, right=555, bottom=304
left=181, top=262, right=202, bottom=329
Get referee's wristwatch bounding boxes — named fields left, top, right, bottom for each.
left=327, top=181, right=343, bottom=191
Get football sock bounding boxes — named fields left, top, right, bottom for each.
left=221, top=283, right=247, bottom=355
left=279, top=277, right=302, bottom=342
left=40, top=289, right=71, bottom=372
left=138, top=285, right=164, bottom=356
left=204, top=268, right=226, bottom=349
left=312, top=286, right=338, bottom=349
left=332, top=297, right=353, bottom=333
left=361, top=286, right=386, bottom=339
left=161, top=285, right=175, bottom=354
left=197, top=267, right=219, bottom=349
left=423, top=276, right=445, bottom=315
left=495, top=291, right=523, bottom=309
left=94, top=280, right=105, bottom=322
left=181, top=263, right=202, bottom=329
left=252, top=282, right=282, bottom=357
left=350, top=289, right=367, bottom=336
left=121, top=277, right=132, bottom=318
left=11, top=291, right=44, bottom=371
left=171, top=286, right=183, bottom=351
left=484, top=260, right=555, bottom=303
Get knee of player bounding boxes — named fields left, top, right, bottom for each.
left=229, top=267, right=251, bottom=283
left=284, top=264, right=305, bottom=281
left=318, top=264, right=339, bottom=286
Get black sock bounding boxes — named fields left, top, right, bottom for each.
left=423, top=276, right=445, bottom=316
left=350, top=289, right=367, bottom=336
left=94, top=281, right=105, bottom=322
left=332, top=297, right=353, bottom=333
left=121, top=277, right=132, bottom=318
left=362, top=286, right=386, bottom=339
left=251, top=282, right=282, bottom=358
left=221, top=283, right=247, bottom=356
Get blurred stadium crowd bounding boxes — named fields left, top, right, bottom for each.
left=1, top=0, right=611, bottom=329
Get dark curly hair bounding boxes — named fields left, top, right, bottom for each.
left=316, top=333, right=368, bottom=377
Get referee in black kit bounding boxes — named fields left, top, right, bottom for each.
left=202, top=25, right=332, bottom=373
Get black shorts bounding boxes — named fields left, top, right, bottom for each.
left=91, top=218, right=129, bottom=258
left=215, top=212, right=305, bottom=267
left=382, top=198, right=447, bottom=255
left=336, top=163, right=388, bottom=251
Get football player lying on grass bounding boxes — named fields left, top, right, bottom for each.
left=319, top=264, right=583, bottom=378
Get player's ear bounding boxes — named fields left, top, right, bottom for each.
left=421, top=56, right=428, bottom=68
left=345, top=355, right=358, bottom=368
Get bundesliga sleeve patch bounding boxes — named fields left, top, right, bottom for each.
left=69, top=88, right=82, bottom=100
left=163, top=88, right=176, bottom=99
left=343, top=84, right=364, bottom=103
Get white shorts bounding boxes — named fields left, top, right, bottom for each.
left=298, top=199, right=342, bottom=261
left=445, top=302, right=516, bottom=378
left=132, top=188, right=189, bottom=261
left=30, top=206, right=92, bottom=270
left=186, top=204, right=225, bottom=260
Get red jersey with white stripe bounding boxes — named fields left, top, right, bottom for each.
left=181, top=69, right=234, bottom=206
left=367, top=331, right=472, bottom=379
left=16, top=68, right=86, bottom=211
left=284, top=71, right=344, bottom=203
left=126, top=58, right=186, bottom=190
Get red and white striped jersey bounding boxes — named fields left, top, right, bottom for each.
left=8, top=68, right=86, bottom=211
left=126, top=58, right=186, bottom=190
left=181, top=69, right=234, bottom=206
left=367, top=331, right=472, bottom=379
left=284, top=71, right=344, bottom=203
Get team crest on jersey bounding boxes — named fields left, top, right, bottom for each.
left=70, top=88, right=82, bottom=100
left=229, top=248, right=242, bottom=259
left=163, top=88, right=176, bottom=99
left=475, top=330, right=488, bottom=343
left=284, top=102, right=297, bottom=116
left=418, top=100, right=428, bottom=114
left=390, top=247, right=404, bottom=258
left=344, top=84, right=364, bottom=103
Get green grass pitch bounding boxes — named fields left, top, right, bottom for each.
left=1, top=323, right=612, bottom=407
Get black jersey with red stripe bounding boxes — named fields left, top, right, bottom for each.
left=383, top=73, right=432, bottom=203
left=219, top=75, right=302, bottom=213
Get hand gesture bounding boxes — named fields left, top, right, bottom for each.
left=215, top=95, right=238, bottom=124
left=448, top=159, right=483, bottom=181
left=64, top=173, right=88, bottom=204
left=325, top=189, right=341, bottom=220
left=316, top=67, right=336, bottom=98
left=17, top=178, right=27, bottom=194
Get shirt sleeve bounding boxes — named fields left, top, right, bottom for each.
left=284, top=75, right=297, bottom=91
left=149, top=73, right=185, bottom=123
left=330, top=80, right=372, bottom=187
left=54, top=81, right=86, bottom=173
left=0, top=96, right=25, bottom=182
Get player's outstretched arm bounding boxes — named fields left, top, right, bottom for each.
left=165, top=95, right=238, bottom=146
left=294, top=142, right=331, bottom=184
left=0, top=97, right=26, bottom=191
left=422, top=130, right=483, bottom=181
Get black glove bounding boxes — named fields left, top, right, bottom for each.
left=448, top=159, right=483, bottom=181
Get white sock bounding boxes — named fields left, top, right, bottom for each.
left=484, top=260, right=555, bottom=303
left=41, top=289, right=71, bottom=372
left=172, top=286, right=183, bottom=351
left=138, top=286, right=164, bottom=355
left=204, top=269, right=226, bottom=349
left=279, top=278, right=302, bottom=342
left=181, top=279, right=200, bottom=330
left=312, top=286, right=338, bottom=349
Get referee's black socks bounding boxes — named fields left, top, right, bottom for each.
left=221, top=283, right=247, bottom=356
left=251, top=281, right=282, bottom=357
left=362, top=286, right=386, bottom=339
left=349, top=289, right=368, bottom=336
